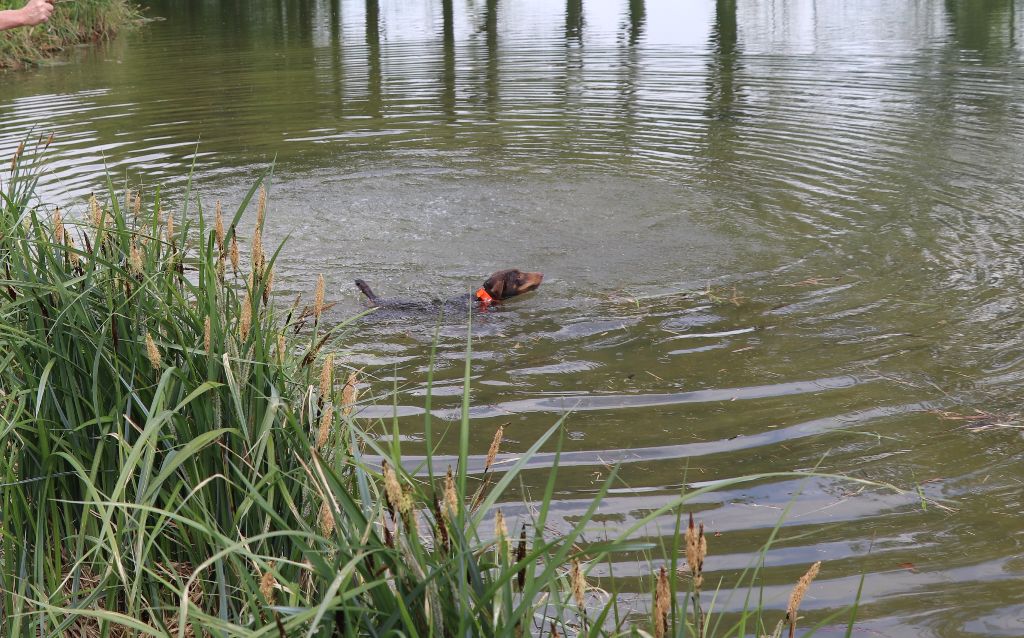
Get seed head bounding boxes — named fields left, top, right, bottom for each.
left=382, top=460, right=410, bottom=518
left=259, top=562, right=277, bottom=604
left=145, top=332, right=161, bottom=370
left=165, top=210, right=175, bottom=245
left=129, top=241, right=143, bottom=275
left=214, top=201, right=225, bottom=253
left=132, top=192, right=142, bottom=217
left=342, top=371, right=359, bottom=416
left=443, top=465, right=459, bottom=519
left=685, top=513, right=707, bottom=590
left=313, top=274, right=325, bottom=320
left=570, top=559, right=586, bottom=610
left=319, top=354, right=333, bottom=399
left=203, top=316, right=212, bottom=354
left=230, top=235, right=240, bottom=272
left=495, top=509, right=508, bottom=545
left=89, top=195, right=102, bottom=228
left=239, top=292, right=252, bottom=341
left=786, top=561, right=821, bottom=626
left=277, top=334, right=286, bottom=365
left=485, top=425, right=503, bottom=473
left=654, top=566, right=670, bottom=638
left=319, top=499, right=335, bottom=537
left=256, top=185, right=267, bottom=228
left=317, top=405, right=333, bottom=449
left=252, top=226, right=263, bottom=275
left=53, top=208, right=64, bottom=244
left=10, top=141, right=24, bottom=172
left=263, top=264, right=274, bottom=301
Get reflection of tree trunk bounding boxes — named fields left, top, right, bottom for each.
left=627, top=0, right=645, bottom=45
left=329, top=0, right=343, bottom=106
left=698, top=0, right=741, bottom=177
left=485, top=0, right=499, bottom=118
left=441, top=0, right=456, bottom=118
left=706, top=0, right=738, bottom=120
left=943, top=0, right=1015, bottom=62
left=566, top=0, right=583, bottom=41
left=366, top=0, right=382, bottom=117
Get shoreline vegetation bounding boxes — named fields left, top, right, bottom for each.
left=0, top=140, right=873, bottom=636
left=0, top=0, right=137, bottom=70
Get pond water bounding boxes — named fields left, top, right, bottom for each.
left=3, top=0, right=1024, bottom=634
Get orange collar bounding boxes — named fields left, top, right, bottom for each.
left=475, top=287, right=494, bottom=306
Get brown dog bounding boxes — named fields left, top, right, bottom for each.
left=355, top=269, right=543, bottom=310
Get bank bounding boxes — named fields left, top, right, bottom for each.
left=0, top=0, right=137, bottom=70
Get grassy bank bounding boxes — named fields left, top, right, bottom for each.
left=0, top=0, right=137, bottom=70
left=0, top=140, right=874, bottom=636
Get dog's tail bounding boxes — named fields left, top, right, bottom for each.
left=354, top=279, right=378, bottom=304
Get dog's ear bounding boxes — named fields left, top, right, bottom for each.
left=483, top=271, right=507, bottom=299
left=503, top=270, right=521, bottom=297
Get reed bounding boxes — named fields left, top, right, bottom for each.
left=0, top=142, right=876, bottom=636
left=0, top=0, right=138, bottom=70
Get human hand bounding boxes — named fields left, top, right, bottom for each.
left=18, top=0, right=54, bottom=27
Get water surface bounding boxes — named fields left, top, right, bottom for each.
left=2, top=1, right=1024, bottom=634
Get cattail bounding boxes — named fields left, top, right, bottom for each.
left=259, top=562, right=277, bottom=604
left=132, top=191, right=142, bottom=217
left=786, top=561, right=821, bottom=638
left=654, top=566, right=670, bottom=638
left=145, top=332, right=161, bottom=370
left=239, top=292, right=252, bottom=341
left=89, top=195, right=102, bottom=228
left=129, top=241, right=143, bottom=275
left=44, top=132, right=54, bottom=150
left=342, top=371, right=358, bottom=416
left=382, top=460, right=409, bottom=518
left=252, top=226, right=263, bottom=276
left=263, top=264, right=274, bottom=303
left=299, top=559, right=314, bottom=599
left=214, top=201, right=225, bottom=253
left=515, top=524, right=528, bottom=590
left=165, top=209, right=175, bottom=245
left=67, top=234, right=80, bottom=267
left=317, top=406, right=333, bottom=449
left=203, top=316, right=212, bottom=354
left=570, top=559, right=586, bottom=611
left=230, top=235, right=240, bottom=272
left=277, top=334, right=286, bottom=365
left=685, top=513, right=707, bottom=590
left=256, top=185, right=267, bottom=228
left=443, top=465, right=459, bottom=519
left=313, top=274, right=325, bottom=321
left=53, top=208, right=64, bottom=244
left=10, top=141, right=24, bottom=172
left=495, top=509, right=508, bottom=547
left=319, top=499, right=335, bottom=536
left=124, top=189, right=132, bottom=215
left=485, top=425, right=504, bottom=473
left=319, top=354, right=334, bottom=399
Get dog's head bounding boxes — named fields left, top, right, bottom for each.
left=480, top=269, right=544, bottom=301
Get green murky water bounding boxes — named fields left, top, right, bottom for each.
left=3, top=1, right=1024, bottom=634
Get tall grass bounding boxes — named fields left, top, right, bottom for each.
left=0, top=0, right=137, bottom=70
left=0, top=140, right=874, bottom=636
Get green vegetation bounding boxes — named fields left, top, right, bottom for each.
left=0, top=140, right=871, bottom=636
left=0, top=0, right=137, bottom=70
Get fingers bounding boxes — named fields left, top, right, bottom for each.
left=24, top=0, right=54, bottom=25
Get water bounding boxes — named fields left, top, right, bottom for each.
left=3, top=0, right=1024, bottom=634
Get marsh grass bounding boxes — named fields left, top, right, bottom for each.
left=0, top=142, right=875, bottom=636
left=0, top=0, right=138, bottom=70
